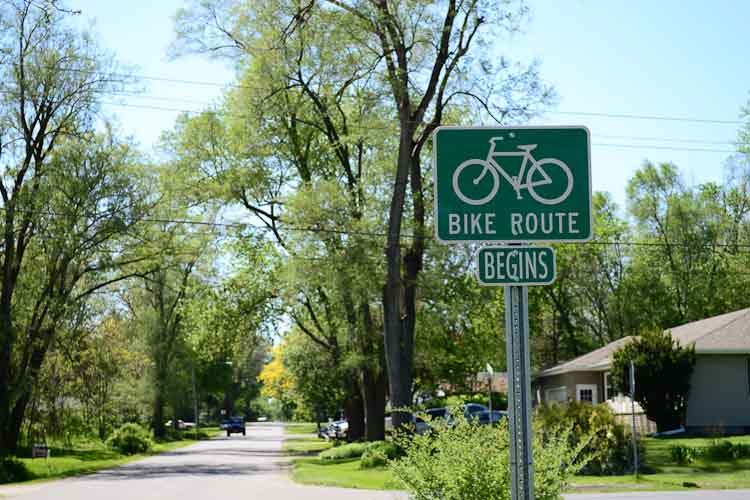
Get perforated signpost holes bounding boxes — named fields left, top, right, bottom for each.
left=433, top=126, right=592, bottom=500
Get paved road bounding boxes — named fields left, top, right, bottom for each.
left=0, top=423, right=406, bottom=500
left=1, top=423, right=748, bottom=500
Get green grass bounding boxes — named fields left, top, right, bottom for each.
left=291, top=457, right=403, bottom=490
left=287, top=434, right=750, bottom=492
left=7, top=427, right=221, bottom=485
left=285, top=422, right=318, bottom=435
left=568, top=435, right=750, bottom=492
left=283, top=437, right=332, bottom=455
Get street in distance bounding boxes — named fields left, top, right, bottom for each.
left=477, top=246, right=556, bottom=286
left=433, top=126, right=592, bottom=243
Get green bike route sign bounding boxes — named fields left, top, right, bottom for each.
left=476, top=246, right=556, bottom=286
left=433, top=126, right=592, bottom=243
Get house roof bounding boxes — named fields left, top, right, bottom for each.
left=536, top=308, right=750, bottom=378
left=536, top=336, right=634, bottom=377
left=668, top=308, right=750, bottom=353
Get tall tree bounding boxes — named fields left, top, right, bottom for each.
left=172, top=0, right=551, bottom=429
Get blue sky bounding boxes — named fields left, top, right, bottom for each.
left=72, top=0, right=750, bottom=209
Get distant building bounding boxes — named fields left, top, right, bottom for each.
left=533, top=308, right=750, bottom=434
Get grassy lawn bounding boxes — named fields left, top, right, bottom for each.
left=291, top=457, right=403, bottom=490
left=283, top=436, right=332, bottom=455
left=287, top=434, right=750, bottom=492
left=8, top=427, right=221, bottom=485
left=285, top=422, right=319, bottom=435
left=568, top=435, right=750, bottom=493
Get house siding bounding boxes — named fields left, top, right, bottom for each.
left=535, top=372, right=605, bottom=405
left=686, top=355, right=750, bottom=431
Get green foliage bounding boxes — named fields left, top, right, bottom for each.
left=0, top=457, right=32, bottom=484
left=611, top=330, right=696, bottom=432
left=319, top=442, right=369, bottom=461
left=670, top=444, right=698, bottom=465
left=391, top=411, right=592, bottom=500
left=424, top=392, right=507, bottom=411
left=535, top=402, right=643, bottom=475
left=360, top=441, right=401, bottom=469
left=106, top=424, right=153, bottom=455
left=704, top=440, right=750, bottom=461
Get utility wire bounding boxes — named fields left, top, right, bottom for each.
left=5, top=205, right=750, bottom=253
left=1, top=62, right=747, bottom=127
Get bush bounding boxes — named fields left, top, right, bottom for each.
left=106, top=423, right=153, bottom=455
left=391, top=411, right=592, bottom=500
left=424, top=392, right=508, bottom=411
left=535, top=401, right=644, bottom=475
left=704, top=440, right=750, bottom=461
left=360, top=441, right=401, bottom=469
left=669, top=444, right=698, bottom=465
left=0, top=457, right=31, bottom=484
left=319, top=442, right=368, bottom=461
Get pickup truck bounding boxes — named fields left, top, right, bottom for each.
left=220, top=416, right=246, bottom=436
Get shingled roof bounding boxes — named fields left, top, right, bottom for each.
left=536, top=308, right=750, bottom=377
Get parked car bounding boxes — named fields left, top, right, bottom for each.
left=385, top=413, right=429, bottom=434
left=320, top=419, right=348, bottom=440
left=475, top=410, right=507, bottom=425
left=463, top=403, right=488, bottom=418
left=165, top=419, right=196, bottom=429
left=221, top=416, right=246, bottom=436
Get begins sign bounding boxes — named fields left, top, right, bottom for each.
left=477, top=246, right=556, bottom=286
left=433, top=126, right=592, bottom=243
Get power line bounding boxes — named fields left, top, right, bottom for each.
left=1, top=62, right=748, bottom=127
left=6, top=204, right=750, bottom=253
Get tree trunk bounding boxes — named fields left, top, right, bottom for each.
left=344, top=377, right=365, bottom=441
left=153, top=387, right=165, bottom=439
left=362, top=364, right=387, bottom=441
left=383, top=127, right=416, bottom=429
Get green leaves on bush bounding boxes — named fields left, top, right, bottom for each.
left=360, top=441, right=401, bottom=469
left=536, top=401, right=643, bottom=475
left=106, top=423, right=153, bottom=455
left=0, top=457, right=31, bottom=484
left=704, top=440, right=750, bottom=461
left=318, top=442, right=368, bottom=461
left=668, top=440, right=750, bottom=464
left=390, top=411, right=592, bottom=500
left=669, top=444, right=697, bottom=465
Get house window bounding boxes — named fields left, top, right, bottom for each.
left=576, top=384, right=598, bottom=404
left=545, top=386, right=567, bottom=403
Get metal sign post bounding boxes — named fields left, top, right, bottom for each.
left=505, top=285, right=534, bottom=500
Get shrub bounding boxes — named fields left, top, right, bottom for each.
left=318, top=442, right=368, bottom=461
left=704, top=440, right=750, bottom=461
left=391, top=411, right=592, bottom=500
left=424, top=392, right=507, bottom=411
left=535, top=401, right=644, bottom=475
left=106, top=423, right=153, bottom=455
left=0, top=457, right=31, bottom=484
left=669, top=444, right=698, bottom=465
left=360, top=441, right=401, bottom=469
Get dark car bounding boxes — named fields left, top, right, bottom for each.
left=222, top=416, right=246, bottom=436
left=475, top=410, right=507, bottom=425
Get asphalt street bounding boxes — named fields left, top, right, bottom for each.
left=0, top=423, right=406, bottom=500
left=1, top=423, right=749, bottom=500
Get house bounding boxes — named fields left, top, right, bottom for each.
left=533, top=308, right=750, bottom=434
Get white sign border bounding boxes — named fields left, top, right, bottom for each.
left=432, top=125, right=594, bottom=244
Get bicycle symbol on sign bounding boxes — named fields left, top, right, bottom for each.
left=452, top=137, right=574, bottom=206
